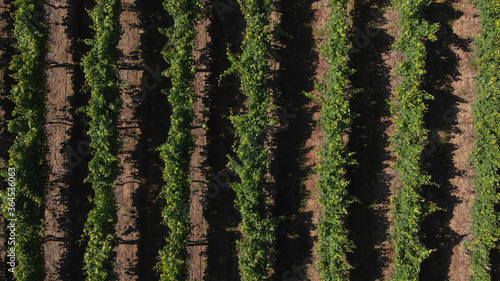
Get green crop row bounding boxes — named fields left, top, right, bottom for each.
left=389, top=0, right=437, bottom=279
left=81, top=1, right=122, bottom=280
left=156, top=0, right=200, bottom=280
left=314, top=0, right=354, bottom=280
left=0, top=0, right=48, bottom=280
left=226, top=0, right=277, bottom=280
left=470, top=0, right=500, bottom=280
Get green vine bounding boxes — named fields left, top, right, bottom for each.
left=226, top=0, right=277, bottom=280
left=81, top=0, right=122, bottom=280
left=156, top=0, right=200, bottom=280
left=0, top=0, right=48, bottom=279
left=389, top=0, right=438, bottom=279
left=315, top=0, right=354, bottom=280
left=470, top=0, right=500, bottom=279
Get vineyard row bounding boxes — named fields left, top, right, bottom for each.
left=0, top=0, right=48, bottom=279
left=470, top=0, right=500, bottom=279
left=389, top=0, right=437, bottom=279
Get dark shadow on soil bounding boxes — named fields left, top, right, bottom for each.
left=346, top=0, right=394, bottom=280
left=0, top=0, right=15, bottom=131
left=135, top=1, right=171, bottom=280
left=419, top=2, right=467, bottom=280
left=203, top=1, right=246, bottom=280
left=0, top=2, right=15, bottom=280
left=0, top=1, right=15, bottom=163
left=0, top=0, right=15, bottom=162
left=62, top=0, right=95, bottom=280
left=270, top=0, right=316, bottom=279
left=491, top=248, right=500, bottom=280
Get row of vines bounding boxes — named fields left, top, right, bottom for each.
left=470, top=0, right=500, bottom=280
left=0, top=0, right=48, bottom=280
left=389, top=0, right=438, bottom=279
left=156, top=0, right=200, bottom=280
left=226, top=0, right=277, bottom=280
left=315, top=0, right=353, bottom=280
left=81, top=0, right=122, bottom=280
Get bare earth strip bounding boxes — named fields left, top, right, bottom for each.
left=43, top=0, right=76, bottom=279
left=347, top=0, right=399, bottom=279
left=115, top=0, right=143, bottom=279
left=448, top=0, right=479, bottom=280
left=188, top=14, right=210, bottom=281
left=375, top=4, right=401, bottom=280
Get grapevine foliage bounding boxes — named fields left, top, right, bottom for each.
left=315, top=0, right=354, bottom=280
left=81, top=1, right=122, bottom=280
left=226, top=0, right=277, bottom=280
left=470, top=0, right=500, bottom=279
left=389, top=0, right=438, bottom=279
left=156, top=0, right=200, bottom=280
left=0, top=0, right=48, bottom=280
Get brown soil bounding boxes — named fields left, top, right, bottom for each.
left=447, top=2, right=478, bottom=279
left=115, top=0, right=143, bottom=279
left=41, top=1, right=95, bottom=280
left=43, top=0, right=72, bottom=278
left=418, top=0, right=478, bottom=280
left=188, top=12, right=211, bottom=281
left=346, top=0, right=399, bottom=280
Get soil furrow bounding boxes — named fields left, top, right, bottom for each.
left=272, top=0, right=317, bottom=280
left=447, top=3, right=478, bottom=280
left=417, top=1, right=478, bottom=280
left=297, top=1, right=329, bottom=279
left=188, top=8, right=211, bottom=279
left=134, top=1, right=170, bottom=279
left=204, top=0, right=245, bottom=279
left=347, top=0, right=396, bottom=279
left=43, top=0, right=78, bottom=279
left=115, top=0, right=144, bottom=279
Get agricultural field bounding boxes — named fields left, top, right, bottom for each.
left=0, top=0, right=497, bottom=280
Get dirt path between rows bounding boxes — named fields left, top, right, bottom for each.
left=115, top=0, right=144, bottom=279
left=134, top=1, right=171, bottom=279
left=188, top=11, right=211, bottom=280
left=347, top=0, right=399, bottom=279
left=447, top=1, right=478, bottom=279
left=269, top=0, right=321, bottom=280
left=43, top=0, right=77, bottom=279
left=418, top=0, right=478, bottom=280
left=203, top=1, right=245, bottom=279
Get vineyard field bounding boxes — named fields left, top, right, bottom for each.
left=0, top=0, right=494, bottom=280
